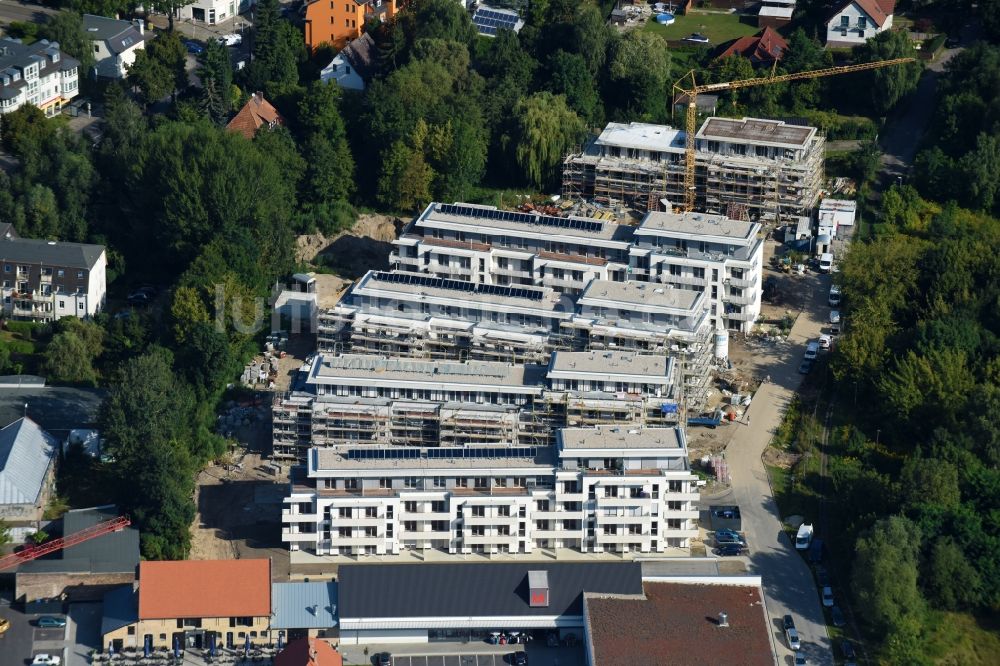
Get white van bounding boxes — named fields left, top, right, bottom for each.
left=818, top=253, right=834, bottom=273
left=804, top=342, right=819, bottom=360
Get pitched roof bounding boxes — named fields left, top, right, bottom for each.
left=585, top=582, right=774, bottom=665
left=138, top=559, right=271, bottom=619
left=101, top=585, right=138, bottom=636
left=0, top=236, right=105, bottom=270
left=718, top=27, right=788, bottom=64
left=340, top=33, right=375, bottom=80
left=274, top=638, right=342, bottom=666
left=226, top=92, right=284, bottom=140
left=0, top=417, right=57, bottom=505
left=338, top=562, right=643, bottom=620
left=82, top=14, right=146, bottom=54
left=19, top=505, right=139, bottom=574
left=271, top=582, right=338, bottom=630
left=842, top=0, right=895, bottom=26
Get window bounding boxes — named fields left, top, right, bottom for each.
left=858, top=16, right=867, bottom=29
left=57, top=269, right=64, bottom=277
left=94, top=44, right=100, bottom=52
left=379, top=478, right=392, bottom=489
left=127, top=626, right=135, bottom=635
left=365, top=507, right=377, bottom=518
left=77, top=271, right=84, bottom=279
left=2, top=265, right=8, bottom=272
left=840, top=15, right=849, bottom=27
left=404, top=501, right=417, bottom=512
left=59, top=301, right=65, bottom=309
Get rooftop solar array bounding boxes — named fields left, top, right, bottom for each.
left=436, top=203, right=603, bottom=234
left=371, top=271, right=545, bottom=302
left=346, top=447, right=538, bottom=460
left=473, top=8, right=519, bottom=36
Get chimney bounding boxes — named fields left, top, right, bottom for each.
left=718, top=612, right=729, bottom=628
left=134, top=19, right=144, bottom=35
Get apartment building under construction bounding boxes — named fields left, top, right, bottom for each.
left=562, top=117, right=825, bottom=219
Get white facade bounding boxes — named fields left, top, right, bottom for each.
left=177, top=0, right=255, bottom=24
left=84, top=15, right=146, bottom=80
left=0, top=240, right=107, bottom=322
left=321, top=54, right=366, bottom=90
left=0, top=39, right=79, bottom=116
left=826, top=1, right=894, bottom=46
left=282, top=426, right=698, bottom=557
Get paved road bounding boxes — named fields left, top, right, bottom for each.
left=0, top=1, right=57, bottom=27
left=713, top=267, right=834, bottom=666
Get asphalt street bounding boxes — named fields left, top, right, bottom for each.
left=712, top=267, right=834, bottom=666
left=0, top=1, right=57, bottom=27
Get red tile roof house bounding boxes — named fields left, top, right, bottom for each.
left=582, top=579, right=777, bottom=665
left=275, top=637, right=343, bottom=666
left=826, top=0, right=896, bottom=48
left=226, top=92, right=285, bottom=140
left=101, top=559, right=274, bottom=652
left=717, top=28, right=789, bottom=66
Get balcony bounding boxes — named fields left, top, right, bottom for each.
left=662, top=508, right=700, bottom=520
left=532, top=509, right=570, bottom=520
left=329, top=535, right=383, bottom=547
left=400, top=529, right=452, bottom=540
left=725, top=310, right=757, bottom=322
left=405, top=511, right=452, bottom=521
left=281, top=509, right=319, bottom=521
left=594, top=496, right=644, bottom=507
left=596, top=513, right=650, bottom=526
left=463, top=533, right=518, bottom=546
left=595, top=532, right=647, bottom=544
left=329, top=516, right=383, bottom=527
left=492, top=266, right=532, bottom=278
left=726, top=275, right=754, bottom=289
left=723, top=292, right=755, bottom=306
left=658, top=273, right=707, bottom=287
left=531, top=529, right=578, bottom=539
left=463, top=514, right=518, bottom=526
left=281, top=530, right=319, bottom=542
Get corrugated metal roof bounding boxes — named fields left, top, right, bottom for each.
left=101, top=585, right=138, bottom=636
left=338, top=562, right=642, bottom=620
left=271, top=582, right=338, bottom=630
left=0, top=417, right=56, bottom=505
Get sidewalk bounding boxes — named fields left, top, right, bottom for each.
left=145, top=12, right=253, bottom=40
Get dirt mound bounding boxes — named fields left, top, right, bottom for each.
left=295, top=213, right=402, bottom=279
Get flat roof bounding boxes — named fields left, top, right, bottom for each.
left=138, top=559, right=271, bottom=620
left=271, top=582, right=338, bottom=630
left=356, top=271, right=565, bottom=312
left=338, top=562, right=643, bottom=620
left=819, top=198, right=857, bottom=212
left=594, top=122, right=686, bottom=154
left=586, top=582, right=773, bottom=666
left=639, top=211, right=758, bottom=241
left=697, top=117, right=816, bottom=149
left=579, top=280, right=702, bottom=311
left=549, top=351, right=670, bottom=379
left=312, top=445, right=555, bottom=472
left=558, top=426, right=686, bottom=451
left=309, top=355, right=546, bottom=388
left=758, top=5, right=795, bottom=16
left=420, top=202, right=632, bottom=243
left=19, top=505, right=138, bottom=574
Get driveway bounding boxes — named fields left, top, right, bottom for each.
left=714, top=267, right=834, bottom=665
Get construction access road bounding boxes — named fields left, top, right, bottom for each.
left=708, top=266, right=835, bottom=666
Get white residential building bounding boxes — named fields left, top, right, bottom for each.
left=0, top=236, right=107, bottom=322
left=826, top=0, right=895, bottom=47
left=391, top=202, right=763, bottom=332
left=0, top=38, right=79, bottom=116
left=320, top=33, right=374, bottom=91
left=273, top=351, right=680, bottom=460
left=176, top=0, right=255, bottom=25
left=83, top=14, right=147, bottom=80
left=282, top=425, right=698, bottom=557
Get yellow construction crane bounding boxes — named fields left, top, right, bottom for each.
left=672, top=58, right=915, bottom=212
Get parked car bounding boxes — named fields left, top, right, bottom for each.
left=830, top=605, right=846, bottom=627
left=798, top=359, right=814, bottom=374
left=32, top=656, right=62, bottom=666
left=715, top=544, right=748, bottom=556
left=217, top=33, right=242, bottom=46
left=683, top=33, right=710, bottom=43
left=829, top=310, right=841, bottom=324
left=818, top=334, right=832, bottom=350
left=804, top=341, right=819, bottom=360
left=815, top=566, right=830, bottom=587
left=782, top=614, right=795, bottom=631
left=715, top=528, right=742, bottom=540
left=715, top=532, right=746, bottom=544
left=945, top=36, right=960, bottom=48
left=184, top=40, right=204, bottom=55
left=377, top=653, right=392, bottom=666
left=785, top=626, right=801, bottom=651
left=828, top=285, right=841, bottom=306
left=819, top=252, right=834, bottom=273
left=794, top=654, right=808, bottom=666
left=36, top=616, right=67, bottom=628
left=0, top=617, right=8, bottom=634
left=513, top=652, right=528, bottom=666
left=841, top=639, right=856, bottom=660
left=821, top=586, right=834, bottom=607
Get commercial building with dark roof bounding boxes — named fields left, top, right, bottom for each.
left=337, top=561, right=642, bottom=644
left=16, top=504, right=139, bottom=602
left=0, top=235, right=107, bottom=322
left=583, top=578, right=776, bottom=665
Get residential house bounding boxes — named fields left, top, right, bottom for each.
left=304, top=0, right=399, bottom=51
left=0, top=236, right=107, bottom=322
left=271, top=582, right=338, bottom=640
left=320, top=33, right=374, bottom=91
left=83, top=14, right=147, bottom=79
left=275, top=639, right=342, bottom=666
left=226, top=92, right=284, bottom=140
left=826, top=0, right=895, bottom=47
left=471, top=5, right=524, bottom=37
left=101, top=559, right=273, bottom=652
left=176, top=0, right=256, bottom=25
left=0, top=416, right=58, bottom=527
left=717, top=27, right=788, bottom=65
left=0, top=37, right=79, bottom=116
left=16, top=505, right=140, bottom=603
left=758, top=0, right=795, bottom=29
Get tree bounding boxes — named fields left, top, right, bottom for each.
left=41, top=11, right=95, bottom=74
left=297, top=82, right=355, bottom=204
left=926, top=536, right=984, bottom=610
left=378, top=128, right=434, bottom=211
left=198, top=39, right=234, bottom=124
left=851, top=516, right=925, bottom=634
left=41, top=317, right=103, bottom=385
left=246, top=0, right=300, bottom=92
left=510, top=92, right=584, bottom=190
left=546, top=50, right=601, bottom=126
left=128, top=31, right=188, bottom=105
left=605, top=31, right=670, bottom=121
left=400, top=0, right=476, bottom=49
left=150, top=0, right=193, bottom=31
left=853, top=30, right=921, bottom=115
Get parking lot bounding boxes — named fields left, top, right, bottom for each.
left=393, top=655, right=516, bottom=666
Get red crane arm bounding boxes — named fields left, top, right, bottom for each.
left=0, top=515, right=131, bottom=571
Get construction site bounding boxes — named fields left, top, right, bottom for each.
left=561, top=116, right=826, bottom=220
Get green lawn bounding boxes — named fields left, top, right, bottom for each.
left=921, top=611, right=1000, bottom=665
left=642, top=10, right=759, bottom=45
